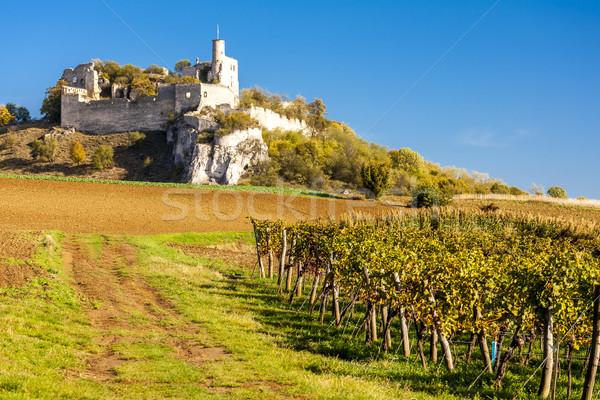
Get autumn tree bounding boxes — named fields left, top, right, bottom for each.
left=389, top=147, right=423, bottom=174
left=360, top=162, right=392, bottom=200
left=0, top=107, right=15, bottom=125
left=40, top=80, right=67, bottom=122
left=307, top=98, right=330, bottom=134
left=70, top=141, right=85, bottom=165
left=130, top=76, right=156, bottom=99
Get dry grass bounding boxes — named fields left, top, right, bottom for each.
left=455, top=193, right=600, bottom=208
left=0, top=122, right=175, bottom=182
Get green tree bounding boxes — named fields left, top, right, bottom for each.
left=547, top=186, right=568, bottom=199
left=31, top=137, right=58, bottom=162
left=360, top=162, right=391, bottom=200
left=174, top=59, right=191, bottom=74
left=40, top=80, right=67, bottom=122
left=92, top=145, right=114, bottom=170
left=0, top=107, right=15, bottom=125
left=5, top=103, right=30, bottom=123
left=70, top=141, right=86, bottom=165
left=490, top=182, right=510, bottom=194
left=389, top=148, right=423, bottom=174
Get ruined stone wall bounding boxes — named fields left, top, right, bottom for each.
left=61, top=85, right=179, bottom=134
left=246, top=105, right=308, bottom=133
left=174, top=83, right=202, bottom=113
left=199, top=83, right=238, bottom=109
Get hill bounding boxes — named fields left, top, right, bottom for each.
left=0, top=122, right=176, bottom=182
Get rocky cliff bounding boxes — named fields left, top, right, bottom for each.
left=168, top=119, right=268, bottom=185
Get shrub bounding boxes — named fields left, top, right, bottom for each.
left=214, top=111, right=260, bottom=136
left=547, top=186, right=568, bottom=199
left=31, top=137, right=58, bottom=162
left=411, top=187, right=453, bottom=208
left=69, top=141, right=85, bottom=165
left=360, top=162, right=392, bottom=200
left=509, top=186, right=527, bottom=196
left=163, top=75, right=200, bottom=84
left=0, top=134, right=18, bottom=150
left=481, top=203, right=500, bottom=212
left=92, top=145, right=114, bottom=170
left=127, top=131, right=146, bottom=149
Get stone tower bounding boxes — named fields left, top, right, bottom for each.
left=208, top=39, right=239, bottom=94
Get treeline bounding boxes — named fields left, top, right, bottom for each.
left=242, top=87, right=526, bottom=196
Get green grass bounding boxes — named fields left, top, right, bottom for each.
left=0, top=172, right=339, bottom=199
left=0, top=232, right=107, bottom=399
left=0, top=230, right=588, bottom=399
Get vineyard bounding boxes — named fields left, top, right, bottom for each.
left=251, top=211, right=600, bottom=399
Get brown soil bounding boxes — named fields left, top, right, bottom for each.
left=62, top=236, right=228, bottom=382
left=0, top=231, right=48, bottom=287
left=0, top=177, right=395, bottom=235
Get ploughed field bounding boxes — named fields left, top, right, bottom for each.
left=0, top=177, right=394, bottom=234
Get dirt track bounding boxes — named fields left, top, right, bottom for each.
left=0, top=177, right=395, bottom=235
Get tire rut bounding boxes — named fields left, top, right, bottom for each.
left=62, top=236, right=227, bottom=383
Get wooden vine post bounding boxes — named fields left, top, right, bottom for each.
left=252, top=222, right=265, bottom=278
left=392, top=272, right=411, bottom=357
left=582, top=284, right=600, bottom=400
left=425, top=279, right=454, bottom=372
left=538, top=305, right=554, bottom=399
left=277, top=228, right=287, bottom=292
left=286, top=235, right=296, bottom=291
left=266, top=227, right=273, bottom=279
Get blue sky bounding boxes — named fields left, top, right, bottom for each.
left=1, top=1, right=599, bottom=198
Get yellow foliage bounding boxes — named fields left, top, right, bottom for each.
left=0, top=107, right=15, bottom=125
left=70, top=141, right=86, bottom=165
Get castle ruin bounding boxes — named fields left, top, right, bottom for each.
left=60, top=39, right=239, bottom=135
left=58, top=38, right=309, bottom=185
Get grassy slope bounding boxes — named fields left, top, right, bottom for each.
left=0, top=124, right=336, bottom=199
left=0, top=231, right=106, bottom=398
left=0, top=231, right=446, bottom=399
left=1, top=229, right=589, bottom=399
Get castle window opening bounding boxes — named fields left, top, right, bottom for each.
left=204, top=92, right=207, bottom=98
left=73, top=77, right=77, bottom=83
left=185, top=92, right=191, bottom=99
left=80, top=79, right=84, bottom=84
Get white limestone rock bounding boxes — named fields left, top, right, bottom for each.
left=171, top=123, right=268, bottom=185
